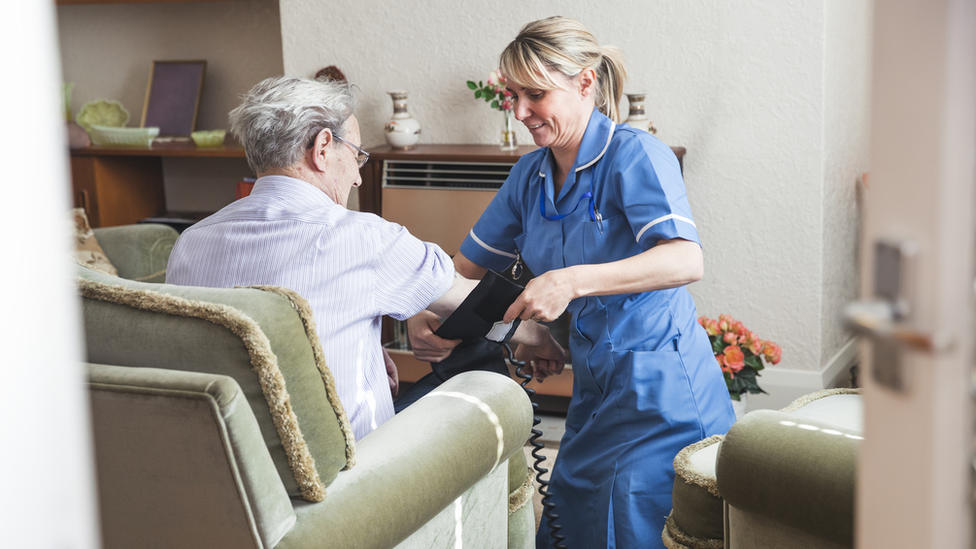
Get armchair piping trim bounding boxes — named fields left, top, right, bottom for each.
left=662, top=512, right=723, bottom=549
left=133, top=269, right=167, bottom=282
left=779, top=387, right=862, bottom=413
left=78, top=277, right=329, bottom=502
left=672, top=434, right=723, bottom=498
left=509, top=466, right=534, bottom=515
left=248, top=284, right=356, bottom=470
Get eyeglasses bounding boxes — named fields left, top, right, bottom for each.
left=334, top=135, right=370, bottom=168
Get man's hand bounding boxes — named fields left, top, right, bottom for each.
left=407, top=310, right=462, bottom=363
left=383, top=347, right=399, bottom=397
left=513, top=332, right=567, bottom=382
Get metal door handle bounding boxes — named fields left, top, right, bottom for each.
left=843, top=300, right=952, bottom=354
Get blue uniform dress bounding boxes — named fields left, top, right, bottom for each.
left=459, top=109, right=735, bottom=548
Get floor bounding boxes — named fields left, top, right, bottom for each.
left=523, top=413, right=566, bottom=531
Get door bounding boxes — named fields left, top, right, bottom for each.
left=856, top=1, right=975, bottom=547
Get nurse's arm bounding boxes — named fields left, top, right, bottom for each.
left=503, top=238, right=704, bottom=323
left=408, top=265, right=565, bottom=364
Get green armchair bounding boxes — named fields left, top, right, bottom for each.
left=78, top=224, right=537, bottom=549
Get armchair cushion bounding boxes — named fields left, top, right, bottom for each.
left=72, top=208, right=118, bottom=275
left=77, top=265, right=355, bottom=502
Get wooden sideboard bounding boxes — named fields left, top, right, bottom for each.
left=68, top=140, right=245, bottom=228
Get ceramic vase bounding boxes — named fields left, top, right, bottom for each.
left=384, top=91, right=421, bottom=150
left=500, top=109, right=517, bottom=151
left=624, top=93, right=649, bottom=128
left=624, top=92, right=656, bottom=135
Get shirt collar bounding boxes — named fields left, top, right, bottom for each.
left=252, top=175, right=338, bottom=206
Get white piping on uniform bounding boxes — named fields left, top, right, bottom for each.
left=536, top=121, right=616, bottom=177
left=469, top=229, right=517, bottom=259
left=635, top=214, right=697, bottom=243
left=576, top=122, right=615, bottom=172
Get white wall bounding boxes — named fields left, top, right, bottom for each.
left=281, top=0, right=870, bottom=386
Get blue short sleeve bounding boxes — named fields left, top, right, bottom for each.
left=612, top=133, right=700, bottom=250
left=458, top=160, right=530, bottom=272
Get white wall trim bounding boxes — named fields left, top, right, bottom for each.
left=747, top=336, right=860, bottom=411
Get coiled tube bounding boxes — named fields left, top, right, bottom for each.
left=503, top=342, right=566, bottom=549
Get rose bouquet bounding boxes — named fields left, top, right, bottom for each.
left=698, top=314, right=782, bottom=401
left=466, top=70, right=514, bottom=111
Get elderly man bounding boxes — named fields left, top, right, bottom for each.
left=166, top=76, right=565, bottom=440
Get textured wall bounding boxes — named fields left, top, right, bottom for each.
left=822, top=0, right=871, bottom=365
left=282, top=0, right=868, bottom=374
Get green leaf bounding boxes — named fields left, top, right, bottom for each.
left=474, top=90, right=482, bottom=99
left=467, top=81, right=478, bottom=90
left=490, top=100, right=499, bottom=109
left=729, top=391, right=741, bottom=401
left=744, top=355, right=762, bottom=369
left=712, top=339, right=726, bottom=354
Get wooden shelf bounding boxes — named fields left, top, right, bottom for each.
left=70, top=140, right=246, bottom=158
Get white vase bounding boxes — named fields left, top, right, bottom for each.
left=624, top=92, right=657, bottom=135
left=500, top=109, right=517, bottom=151
left=731, top=393, right=748, bottom=420
left=384, top=91, right=421, bottom=150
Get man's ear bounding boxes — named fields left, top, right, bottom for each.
left=309, top=128, right=333, bottom=172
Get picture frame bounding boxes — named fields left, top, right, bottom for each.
left=140, top=60, right=207, bottom=136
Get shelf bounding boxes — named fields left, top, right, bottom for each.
left=70, top=140, right=246, bottom=158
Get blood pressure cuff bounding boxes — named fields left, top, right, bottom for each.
left=430, top=270, right=524, bottom=382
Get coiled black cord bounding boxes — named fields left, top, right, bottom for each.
left=503, top=342, right=566, bottom=549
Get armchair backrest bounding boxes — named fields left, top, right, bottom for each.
left=77, top=265, right=355, bottom=502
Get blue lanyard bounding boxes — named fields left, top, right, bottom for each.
left=538, top=171, right=604, bottom=233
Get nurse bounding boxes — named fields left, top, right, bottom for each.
left=413, top=16, right=737, bottom=548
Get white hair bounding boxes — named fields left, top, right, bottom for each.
left=229, top=75, right=357, bottom=174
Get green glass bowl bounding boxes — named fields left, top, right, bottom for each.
left=191, top=129, right=226, bottom=147
left=76, top=99, right=130, bottom=132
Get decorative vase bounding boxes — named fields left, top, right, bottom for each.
left=624, top=92, right=657, bottom=135
left=500, top=109, right=517, bottom=151
left=384, top=91, right=421, bottom=150
left=731, top=392, right=748, bottom=420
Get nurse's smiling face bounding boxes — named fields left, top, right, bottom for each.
left=505, top=68, right=596, bottom=154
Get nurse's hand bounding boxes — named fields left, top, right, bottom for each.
left=407, top=310, right=462, bottom=363
left=504, top=268, right=576, bottom=324
left=514, top=335, right=567, bottom=382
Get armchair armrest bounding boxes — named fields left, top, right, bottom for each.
left=715, top=409, right=859, bottom=547
left=87, top=363, right=296, bottom=549
left=277, top=370, right=533, bottom=549
left=92, top=223, right=178, bottom=282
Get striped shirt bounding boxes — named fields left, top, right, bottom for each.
left=166, top=175, right=454, bottom=439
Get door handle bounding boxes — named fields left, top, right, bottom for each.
left=843, top=300, right=952, bottom=354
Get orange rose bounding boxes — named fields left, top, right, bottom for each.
left=723, top=332, right=738, bottom=344
left=723, top=345, right=746, bottom=372
left=762, top=342, right=782, bottom=365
